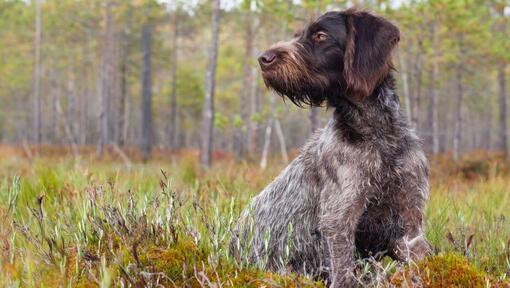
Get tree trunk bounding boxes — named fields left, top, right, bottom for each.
left=483, top=99, right=492, bottom=150
left=268, top=92, right=288, bottom=164
left=498, top=63, right=508, bottom=159
left=398, top=51, right=412, bottom=122
left=122, top=82, right=131, bottom=148
left=200, top=0, right=221, bottom=169
left=412, top=36, right=423, bottom=130
left=51, top=80, right=58, bottom=142
left=49, top=68, right=61, bottom=143
left=239, top=8, right=254, bottom=158
left=98, top=0, right=113, bottom=157
left=453, top=34, right=465, bottom=161
left=168, top=12, right=179, bottom=150
left=141, top=24, right=153, bottom=162
left=66, top=59, right=76, bottom=146
left=79, top=85, right=88, bottom=145
left=274, top=114, right=289, bottom=163
left=117, top=7, right=131, bottom=147
left=260, top=118, right=273, bottom=170
left=56, top=91, right=79, bottom=158
left=118, top=47, right=128, bottom=147
left=453, top=64, right=463, bottom=161
left=427, top=23, right=440, bottom=155
left=248, top=65, right=259, bottom=155
left=33, top=0, right=42, bottom=146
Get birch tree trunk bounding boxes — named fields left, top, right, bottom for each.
left=141, top=24, right=153, bottom=162
left=260, top=118, right=272, bottom=170
left=200, top=0, right=221, bottom=168
left=33, top=0, right=42, bottom=145
left=274, top=113, right=289, bottom=163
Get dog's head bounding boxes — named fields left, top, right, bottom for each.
left=258, top=9, right=400, bottom=106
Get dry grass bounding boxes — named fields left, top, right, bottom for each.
left=0, top=146, right=509, bottom=287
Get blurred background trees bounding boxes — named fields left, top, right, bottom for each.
left=0, top=0, right=508, bottom=164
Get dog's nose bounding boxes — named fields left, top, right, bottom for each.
left=258, top=51, right=277, bottom=69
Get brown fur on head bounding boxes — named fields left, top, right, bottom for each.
left=342, top=9, right=400, bottom=99
left=258, top=9, right=400, bottom=106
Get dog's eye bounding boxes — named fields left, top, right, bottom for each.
left=313, top=32, right=328, bottom=42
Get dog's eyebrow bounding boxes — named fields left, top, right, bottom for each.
left=307, top=22, right=326, bottom=34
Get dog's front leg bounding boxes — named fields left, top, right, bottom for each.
left=319, top=182, right=367, bottom=288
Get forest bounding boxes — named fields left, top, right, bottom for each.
left=1, top=0, right=510, bottom=287
left=0, top=0, right=508, bottom=164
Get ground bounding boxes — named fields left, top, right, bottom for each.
left=0, top=146, right=509, bottom=287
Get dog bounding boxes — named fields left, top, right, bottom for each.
left=231, top=9, right=431, bottom=287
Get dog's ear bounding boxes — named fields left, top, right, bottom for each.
left=342, top=9, right=400, bottom=99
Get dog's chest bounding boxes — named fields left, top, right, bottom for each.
left=315, top=131, right=403, bottom=194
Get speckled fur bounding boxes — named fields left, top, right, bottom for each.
left=231, top=10, right=431, bottom=288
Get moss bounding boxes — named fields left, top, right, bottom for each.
left=144, top=240, right=203, bottom=281
left=391, top=253, right=489, bottom=287
left=136, top=239, right=322, bottom=287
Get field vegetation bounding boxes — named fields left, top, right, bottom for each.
left=1, top=0, right=509, bottom=287
left=1, top=147, right=510, bottom=287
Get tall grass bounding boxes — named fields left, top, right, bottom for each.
left=0, top=150, right=509, bottom=286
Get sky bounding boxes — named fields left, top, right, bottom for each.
left=159, top=0, right=510, bottom=15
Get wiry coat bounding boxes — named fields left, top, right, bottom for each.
left=231, top=9, right=431, bottom=287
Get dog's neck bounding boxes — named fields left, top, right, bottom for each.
left=331, top=74, right=406, bottom=143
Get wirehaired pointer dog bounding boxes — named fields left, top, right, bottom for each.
left=231, top=9, right=431, bottom=287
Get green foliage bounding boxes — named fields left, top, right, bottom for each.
left=233, top=114, right=244, bottom=128
left=215, top=112, right=229, bottom=131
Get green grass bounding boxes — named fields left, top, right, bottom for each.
left=0, top=154, right=509, bottom=287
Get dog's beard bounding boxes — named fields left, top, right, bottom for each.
left=262, top=76, right=317, bottom=107
left=260, top=41, right=330, bottom=107
left=261, top=66, right=329, bottom=107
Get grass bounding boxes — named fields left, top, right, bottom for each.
left=0, top=147, right=509, bottom=287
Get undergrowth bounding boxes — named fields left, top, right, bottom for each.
left=0, top=151, right=509, bottom=286
left=0, top=171, right=321, bottom=287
